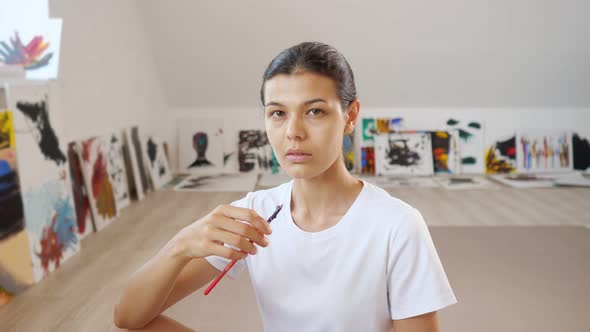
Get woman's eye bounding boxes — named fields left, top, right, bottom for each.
left=270, top=110, right=285, bottom=118
left=308, top=108, right=324, bottom=116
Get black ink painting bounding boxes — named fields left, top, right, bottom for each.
left=15, top=100, right=66, bottom=165
left=572, top=133, right=590, bottom=171
left=238, top=130, right=279, bottom=173
left=374, top=132, right=434, bottom=176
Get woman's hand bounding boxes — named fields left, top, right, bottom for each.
left=173, top=205, right=273, bottom=261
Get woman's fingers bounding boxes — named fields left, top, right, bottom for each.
left=206, top=241, right=248, bottom=261
left=211, top=216, right=269, bottom=248
left=214, top=205, right=272, bottom=235
left=207, top=227, right=258, bottom=255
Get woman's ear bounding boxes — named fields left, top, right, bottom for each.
left=344, top=99, right=360, bottom=134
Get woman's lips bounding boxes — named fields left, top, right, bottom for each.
left=286, top=150, right=312, bottom=163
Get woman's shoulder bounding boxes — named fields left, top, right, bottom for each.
left=358, top=179, right=424, bottom=230
left=360, top=180, right=417, bottom=214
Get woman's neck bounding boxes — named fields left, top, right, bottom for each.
left=290, top=157, right=363, bottom=230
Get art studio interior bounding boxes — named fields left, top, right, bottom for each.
left=1, top=1, right=589, bottom=331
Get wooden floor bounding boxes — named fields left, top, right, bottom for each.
left=1, top=186, right=589, bottom=331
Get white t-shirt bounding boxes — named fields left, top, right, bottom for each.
left=206, top=179, right=457, bottom=331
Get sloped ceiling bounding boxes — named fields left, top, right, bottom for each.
left=138, top=0, right=590, bottom=108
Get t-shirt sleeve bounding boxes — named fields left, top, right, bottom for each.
left=204, top=193, right=252, bottom=280
left=387, top=208, right=457, bottom=320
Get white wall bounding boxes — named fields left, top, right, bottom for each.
left=163, top=107, right=590, bottom=173
left=50, top=0, right=165, bottom=143
left=138, top=0, right=590, bottom=108
left=136, top=0, right=590, bottom=172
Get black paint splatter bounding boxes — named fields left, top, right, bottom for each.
left=573, top=133, right=590, bottom=170
left=238, top=130, right=276, bottom=172
left=16, top=100, right=66, bottom=165
left=147, top=138, right=157, bottom=167
left=386, top=137, right=421, bottom=166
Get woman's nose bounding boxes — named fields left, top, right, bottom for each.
left=286, top=117, right=306, bottom=141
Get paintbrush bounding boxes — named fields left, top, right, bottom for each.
left=204, top=204, right=283, bottom=296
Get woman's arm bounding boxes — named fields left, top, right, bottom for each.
left=113, top=205, right=272, bottom=329
left=391, top=311, right=439, bottom=332
left=113, top=237, right=194, bottom=329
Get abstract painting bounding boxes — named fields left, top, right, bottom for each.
left=238, top=130, right=279, bottom=174
left=79, top=137, right=117, bottom=230
left=0, top=112, right=31, bottom=304
left=123, top=127, right=145, bottom=200
left=9, top=83, right=80, bottom=283
left=360, top=147, right=375, bottom=175
left=21, top=180, right=79, bottom=282
left=375, top=118, right=390, bottom=134
left=572, top=133, right=590, bottom=171
left=130, top=126, right=151, bottom=193
left=0, top=18, right=63, bottom=80
left=0, top=110, right=15, bottom=151
left=176, top=118, right=224, bottom=173
left=14, top=96, right=66, bottom=166
left=430, top=131, right=459, bottom=174
left=374, top=132, right=434, bottom=176
left=485, top=135, right=517, bottom=174
left=445, top=118, right=485, bottom=174
left=342, top=134, right=355, bottom=172
left=174, top=173, right=258, bottom=192
left=142, top=135, right=172, bottom=190
left=108, top=132, right=130, bottom=210
left=516, top=131, right=573, bottom=173
left=67, top=142, right=94, bottom=239
left=1, top=111, right=24, bottom=241
left=361, top=118, right=376, bottom=145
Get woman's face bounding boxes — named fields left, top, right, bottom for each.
left=263, top=71, right=358, bottom=179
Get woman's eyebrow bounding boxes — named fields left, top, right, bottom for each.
left=265, top=98, right=327, bottom=108
left=303, top=98, right=327, bottom=106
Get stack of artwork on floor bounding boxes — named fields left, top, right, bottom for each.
left=168, top=114, right=589, bottom=190
left=173, top=117, right=284, bottom=191
left=354, top=116, right=589, bottom=189
left=0, top=82, right=174, bottom=306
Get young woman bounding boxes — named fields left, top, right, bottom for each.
left=113, top=42, right=457, bottom=332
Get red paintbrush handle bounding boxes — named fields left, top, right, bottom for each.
left=204, top=259, right=238, bottom=295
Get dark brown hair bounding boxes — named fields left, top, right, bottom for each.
left=261, top=42, right=357, bottom=109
